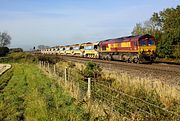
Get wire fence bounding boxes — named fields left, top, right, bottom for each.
left=39, top=61, right=180, bottom=120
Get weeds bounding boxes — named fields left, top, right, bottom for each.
left=0, top=63, right=88, bottom=121
left=54, top=61, right=180, bottom=120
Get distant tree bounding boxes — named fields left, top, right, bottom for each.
left=131, top=20, right=162, bottom=41
left=131, top=23, right=145, bottom=35
left=10, top=48, right=23, bottom=53
left=0, top=32, right=11, bottom=47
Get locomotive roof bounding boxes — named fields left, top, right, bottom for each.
left=100, top=34, right=154, bottom=44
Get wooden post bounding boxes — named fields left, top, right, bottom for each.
left=87, top=78, right=91, bottom=99
left=53, top=64, right=56, bottom=75
left=151, top=81, right=154, bottom=89
left=43, top=61, right=46, bottom=68
left=41, top=61, right=43, bottom=67
left=39, top=61, right=41, bottom=67
left=47, top=62, right=50, bottom=72
left=65, top=67, right=67, bottom=87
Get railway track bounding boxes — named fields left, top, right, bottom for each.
left=37, top=54, right=180, bottom=86
left=58, top=55, right=180, bottom=86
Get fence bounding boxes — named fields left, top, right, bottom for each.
left=39, top=61, right=180, bottom=120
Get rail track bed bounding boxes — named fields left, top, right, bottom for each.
left=58, top=55, right=180, bottom=86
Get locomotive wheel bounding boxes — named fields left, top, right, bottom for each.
left=133, top=58, right=139, bottom=63
left=106, top=55, right=112, bottom=61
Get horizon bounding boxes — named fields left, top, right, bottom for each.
left=0, top=0, right=179, bottom=50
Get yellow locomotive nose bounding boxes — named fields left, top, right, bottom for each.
left=139, top=45, right=156, bottom=54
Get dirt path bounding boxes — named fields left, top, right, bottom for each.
left=0, top=64, right=11, bottom=75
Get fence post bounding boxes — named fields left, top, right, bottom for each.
left=47, top=62, right=50, bottom=72
left=53, top=64, right=56, bottom=75
left=41, top=61, right=43, bottom=68
left=87, top=78, right=91, bottom=100
left=39, top=61, right=41, bottom=67
left=65, top=67, right=67, bottom=87
left=43, top=61, right=46, bottom=68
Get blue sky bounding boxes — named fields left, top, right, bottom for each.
left=0, top=0, right=179, bottom=50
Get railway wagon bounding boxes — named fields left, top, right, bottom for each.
left=45, top=48, right=53, bottom=54
left=82, top=42, right=99, bottom=58
left=99, top=34, right=156, bottom=62
left=64, top=45, right=73, bottom=55
left=51, top=47, right=59, bottom=55
left=41, top=49, right=46, bottom=54
left=57, top=46, right=65, bottom=55
left=71, top=44, right=84, bottom=57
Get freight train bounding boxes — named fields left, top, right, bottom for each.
left=41, top=34, right=156, bottom=63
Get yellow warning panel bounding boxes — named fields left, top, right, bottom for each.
left=113, top=43, right=119, bottom=48
left=121, top=42, right=131, bottom=47
left=106, top=44, right=111, bottom=51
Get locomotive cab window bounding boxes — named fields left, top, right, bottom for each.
left=134, top=41, right=138, bottom=46
left=70, top=47, right=73, bottom=50
left=85, top=46, right=93, bottom=50
left=102, top=46, right=106, bottom=50
left=65, top=47, right=70, bottom=50
left=148, top=40, right=155, bottom=46
left=139, top=40, right=146, bottom=46
left=73, top=47, right=79, bottom=50
left=94, top=45, right=98, bottom=49
left=80, top=46, right=84, bottom=49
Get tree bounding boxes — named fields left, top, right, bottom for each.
left=154, top=5, right=180, bottom=58
left=0, top=32, right=11, bottom=47
left=131, top=20, right=162, bottom=41
left=132, top=5, right=180, bottom=58
left=131, top=23, right=145, bottom=35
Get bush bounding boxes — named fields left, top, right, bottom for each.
left=83, top=61, right=102, bottom=79
left=6, top=52, right=38, bottom=63
left=9, top=48, right=23, bottom=53
left=0, top=47, right=9, bottom=57
left=37, top=55, right=61, bottom=64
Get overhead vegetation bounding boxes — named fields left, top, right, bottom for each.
left=132, top=5, right=180, bottom=58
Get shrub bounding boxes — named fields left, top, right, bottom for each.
left=0, top=47, right=9, bottom=57
left=83, top=61, right=102, bottom=79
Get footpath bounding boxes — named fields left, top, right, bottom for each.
left=0, top=64, right=11, bottom=75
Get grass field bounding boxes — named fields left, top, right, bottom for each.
left=0, top=63, right=89, bottom=121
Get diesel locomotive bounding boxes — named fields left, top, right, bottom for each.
left=41, top=34, right=156, bottom=63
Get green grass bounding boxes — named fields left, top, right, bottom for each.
left=0, top=63, right=88, bottom=121
left=0, top=66, right=13, bottom=91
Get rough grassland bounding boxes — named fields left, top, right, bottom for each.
left=0, top=63, right=88, bottom=121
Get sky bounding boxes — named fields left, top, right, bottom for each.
left=0, top=0, right=179, bottom=50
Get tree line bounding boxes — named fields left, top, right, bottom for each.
left=132, top=5, right=180, bottom=59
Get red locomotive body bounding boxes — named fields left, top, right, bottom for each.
left=99, top=34, right=156, bottom=62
